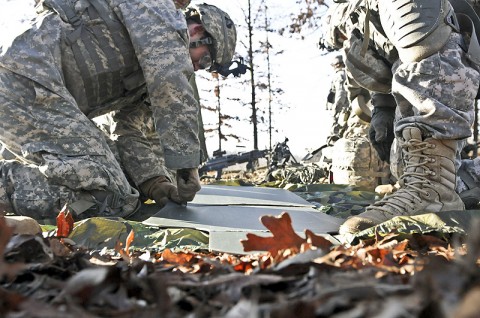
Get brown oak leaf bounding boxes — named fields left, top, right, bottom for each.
left=305, top=229, right=333, bottom=252
left=161, top=248, right=194, bottom=265
left=241, top=212, right=306, bottom=256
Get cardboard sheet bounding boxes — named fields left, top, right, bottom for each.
left=142, top=185, right=343, bottom=254
left=183, top=184, right=315, bottom=207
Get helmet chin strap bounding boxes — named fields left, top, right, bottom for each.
left=210, top=57, right=249, bottom=77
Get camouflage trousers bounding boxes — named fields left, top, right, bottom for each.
left=390, top=32, right=479, bottom=188
left=393, top=33, right=479, bottom=141
left=0, top=68, right=140, bottom=220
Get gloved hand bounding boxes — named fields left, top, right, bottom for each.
left=140, top=176, right=181, bottom=206
left=368, top=107, right=395, bottom=163
left=326, top=134, right=340, bottom=146
left=176, top=168, right=201, bottom=203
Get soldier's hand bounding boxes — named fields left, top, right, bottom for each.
left=140, top=176, right=181, bottom=207
left=176, top=168, right=201, bottom=203
left=368, top=107, right=395, bottom=163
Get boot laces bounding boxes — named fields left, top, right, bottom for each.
left=366, top=138, right=433, bottom=217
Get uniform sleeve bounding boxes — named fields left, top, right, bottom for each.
left=113, top=102, right=172, bottom=187
left=113, top=0, right=200, bottom=169
left=344, top=70, right=370, bottom=102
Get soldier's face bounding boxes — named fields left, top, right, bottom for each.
left=190, top=46, right=212, bottom=71
left=188, top=23, right=213, bottom=71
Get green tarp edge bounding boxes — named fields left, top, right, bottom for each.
left=341, top=210, right=480, bottom=243
left=65, top=217, right=208, bottom=252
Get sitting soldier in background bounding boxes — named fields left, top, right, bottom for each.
left=329, top=103, right=392, bottom=190
left=320, top=50, right=391, bottom=189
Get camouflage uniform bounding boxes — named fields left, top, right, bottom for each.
left=326, top=0, right=480, bottom=233
left=324, top=57, right=390, bottom=190
left=330, top=113, right=391, bottom=190
left=95, top=72, right=207, bottom=182
left=0, top=0, right=201, bottom=219
left=328, top=63, right=350, bottom=140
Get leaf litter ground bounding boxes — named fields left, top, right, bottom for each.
left=1, top=170, right=480, bottom=317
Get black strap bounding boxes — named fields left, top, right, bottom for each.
left=450, top=0, right=480, bottom=65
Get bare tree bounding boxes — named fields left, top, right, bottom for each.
left=246, top=0, right=259, bottom=150
left=198, top=72, right=242, bottom=155
left=281, top=0, right=328, bottom=36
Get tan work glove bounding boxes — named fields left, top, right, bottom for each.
left=140, top=176, right=181, bottom=207
left=176, top=168, right=201, bottom=203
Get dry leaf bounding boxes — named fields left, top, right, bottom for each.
left=0, top=216, right=26, bottom=280
left=115, top=229, right=135, bottom=261
left=161, top=249, right=194, bottom=265
left=0, top=216, right=13, bottom=257
left=241, top=212, right=306, bottom=256
left=48, top=238, right=72, bottom=257
left=125, top=230, right=134, bottom=257
left=305, top=229, right=333, bottom=252
left=56, top=205, right=74, bottom=238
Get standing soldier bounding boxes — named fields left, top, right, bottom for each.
left=326, top=55, right=351, bottom=145
left=322, top=0, right=480, bottom=234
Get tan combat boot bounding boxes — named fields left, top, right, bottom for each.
left=340, top=127, right=464, bottom=234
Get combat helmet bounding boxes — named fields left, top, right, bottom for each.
left=186, top=3, right=237, bottom=67
left=319, top=2, right=349, bottom=51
